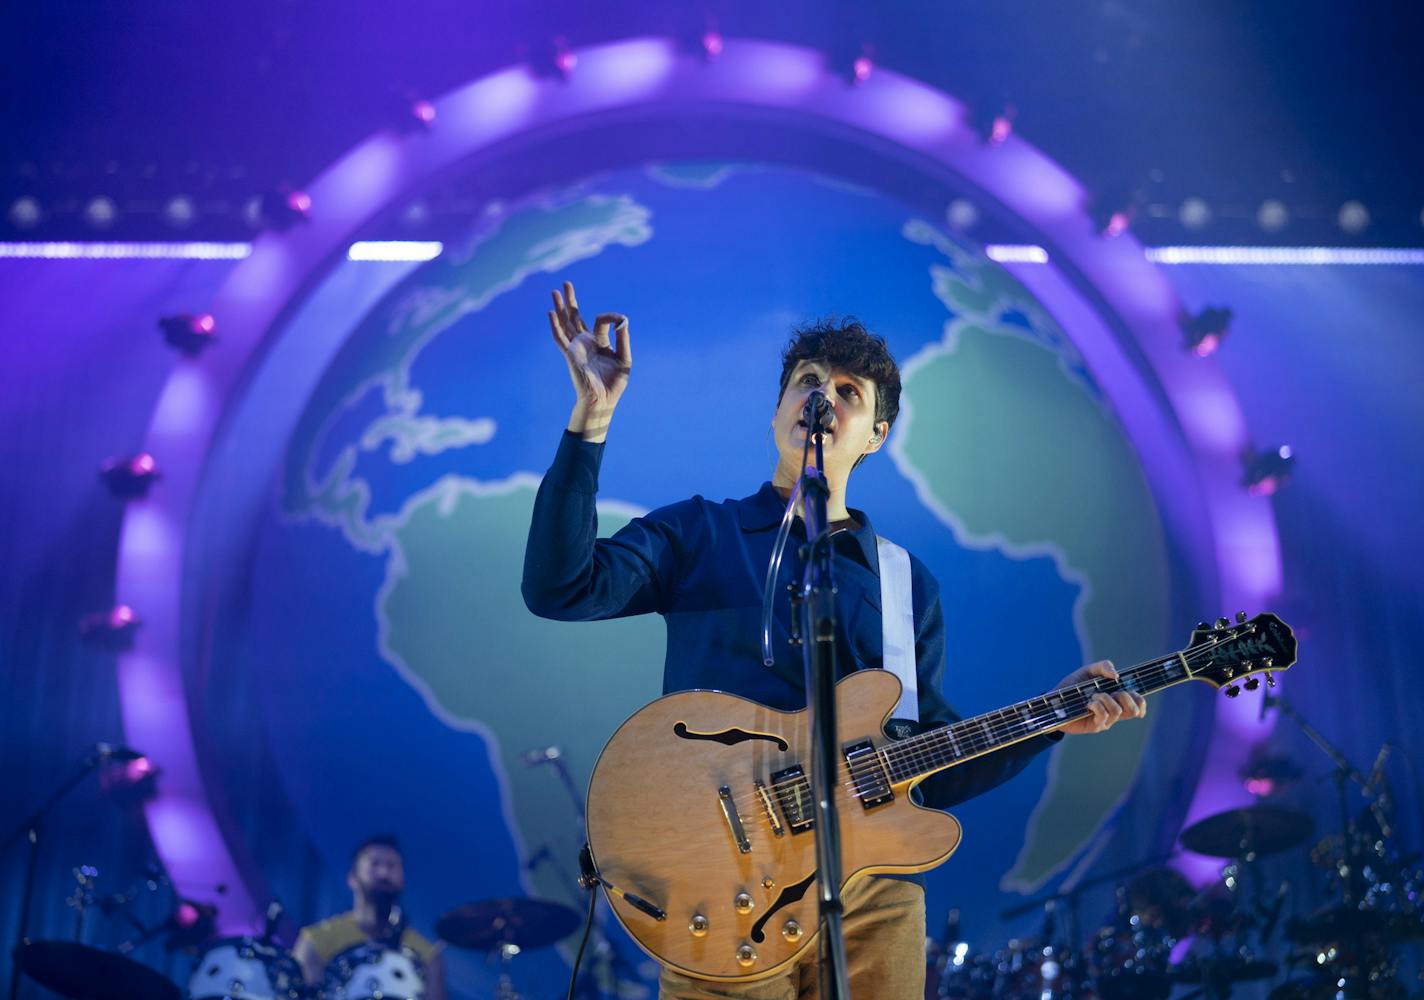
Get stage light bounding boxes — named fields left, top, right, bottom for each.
left=78, top=605, right=141, bottom=651
left=973, top=100, right=1016, bottom=146
left=100, top=453, right=161, bottom=498
left=1242, top=444, right=1295, bottom=496
left=852, top=53, right=873, bottom=84
left=946, top=198, right=978, bottom=232
left=165, top=899, right=218, bottom=949
left=552, top=37, right=577, bottom=78
left=1180, top=306, right=1232, bottom=357
left=252, top=188, right=311, bottom=231
left=1179, top=197, right=1211, bottom=231
left=702, top=31, right=724, bottom=59
left=1091, top=188, right=1140, bottom=238
left=9, top=196, right=42, bottom=229
left=158, top=313, right=217, bottom=355
left=163, top=196, right=196, bottom=229
left=84, top=197, right=117, bottom=230
left=1338, top=200, right=1369, bottom=235
left=1257, top=199, right=1289, bottom=233
left=1240, top=755, right=1302, bottom=798
left=410, top=99, right=436, bottom=128
left=100, top=754, right=159, bottom=804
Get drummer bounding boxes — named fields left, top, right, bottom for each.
left=294, top=834, right=447, bottom=1000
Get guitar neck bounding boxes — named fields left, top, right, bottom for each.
left=883, top=652, right=1196, bottom=786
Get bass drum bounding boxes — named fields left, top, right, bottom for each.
left=189, top=937, right=306, bottom=1000
left=323, top=942, right=426, bottom=1000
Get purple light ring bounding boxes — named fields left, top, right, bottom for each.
left=114, top=36, right=1280, bottom=920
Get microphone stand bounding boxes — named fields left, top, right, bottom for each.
left=798, top=407, right=851, bottom=1000
left=4, top=747, right=115, bottom=1000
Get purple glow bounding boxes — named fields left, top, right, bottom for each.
left=0, top=241, right=251, bottom=260
left=852, top=56, right=873, bottom=83
left=985, top=244, right=1049, bottom=264
left=853, top=77, right=960, bottom=145
left=411, top=100, right=436, bottom=126
left=574, top=39, right=675, bottom=99
left=286, top=190, right=311, bottom=214
left=702, top=32, right=723, bottom=57
left=1148, top=245, right=1424, bottom=265
left=1244, top=776, right=1274, bottom=796
left=554, top=40, right=577, bottom=77
left=151, top=366, right=217, bottom=439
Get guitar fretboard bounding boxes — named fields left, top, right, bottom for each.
left=880, top=654, right=1194, bottom=784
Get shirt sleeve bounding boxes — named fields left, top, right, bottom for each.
left=521, top=431, right=688, bottom=621
left=909, top=566, right=1062, bottom=810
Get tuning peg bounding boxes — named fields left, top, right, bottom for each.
left=1265, top=674, right=1276, bottom=687
left=1261, top=657, right=1273, bottom=668
left=1224, top=684, right=1241, bottom=698
left=1236, top=611, right=1247, bottom=623
left=1244, top=677, right=1260, bottom=691
left=1215, top=617, right=1230, bottom=630
left=1196, top=621, right=1210, bottom=632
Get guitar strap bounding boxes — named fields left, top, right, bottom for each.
left=876, top=536, right=919, bottom=729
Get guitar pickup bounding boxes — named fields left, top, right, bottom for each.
left=843, top=740, right=894, bottom=809
left=769, top=765, right=814, bottom=833
left=718, top=785, right=751, bottom=853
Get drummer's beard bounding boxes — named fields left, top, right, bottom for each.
left=363, top=884, right=401, bottom=920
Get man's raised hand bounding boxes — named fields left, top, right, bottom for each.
left=548, top=280, right=631, bottom=443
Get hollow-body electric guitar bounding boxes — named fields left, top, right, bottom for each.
left=584, top=613, right=1297, bottom=982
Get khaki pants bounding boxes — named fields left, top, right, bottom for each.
left=658, top=877, right=926, bottom=1000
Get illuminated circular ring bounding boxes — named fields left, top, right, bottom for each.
left=115, top=36, right=1280, bottom=925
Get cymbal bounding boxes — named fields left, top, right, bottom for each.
left=435, top=897, right=582, bottom=951
left=1180, top=805, right=1313, bottom=859
left=16, top=940, right=181, bottom=1000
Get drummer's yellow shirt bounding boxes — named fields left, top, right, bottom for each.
left=298, top=912, right=437, bottom=966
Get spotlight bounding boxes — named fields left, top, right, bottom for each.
left=701, top=30, right=724, bottom=59
left=831, top=41, right=875, bottom=85
left=158, top=313, right=217, bottom=355
left=972, top=99, right=1016, bottom=146
left=1178, top=197, right=1211, bottom=231
left=9, top=196, right=42, bottom=229
left=85, top=196, right=117, bottom=230
left=163, top=196, right=196, bottom=229
left=100, top=754, right=159, bottom=805
left=1338, top=200, right=1369, bottom=235
left=1180, top=306, right=1232, bottom=357
left=164, top=899, right=218, bottom=950
left=389, top=86, right=436, bottom=131
left=946, top=198, right=978, bottom=232
left=78, top=605, right=141, bottom=651
left=253, top=187, right=310, bottom=231
left=1242, top=444, right=1295, bottom=496
left=852, top=53, right=873, bottom=84
left=1240, top=755, right=1302, bottom=798
left=100, top=453, right=161, bottom=498
left=1091, top=187, right=1141, bottom=238
left=1257, top=199, right=1289, bottom=233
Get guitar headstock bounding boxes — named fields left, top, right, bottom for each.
left=1186, top=612, right=1297, bottom=697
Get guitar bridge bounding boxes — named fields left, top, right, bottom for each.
left=718, top=785, right=751, bottom=853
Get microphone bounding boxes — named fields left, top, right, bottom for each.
left=802, top=390, right=833, bottom=433
left=523, top=746, right=562, bottom=766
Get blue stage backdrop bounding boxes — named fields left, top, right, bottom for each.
left=3, top=161, right=1423, bottom=999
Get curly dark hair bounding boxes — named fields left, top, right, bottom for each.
left=351, top=833, right=402, bottom=867
left=776, top=317, right=901, bottom=430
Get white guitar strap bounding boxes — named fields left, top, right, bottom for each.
left=875, top=536, right=919, bottom=725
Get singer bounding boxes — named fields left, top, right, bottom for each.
left=294, top=834, right=447, bottom=1000
left=521, top=282, right=1146, bottom=1000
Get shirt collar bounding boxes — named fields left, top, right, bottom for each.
left=737, top=482, right=881, bottom=572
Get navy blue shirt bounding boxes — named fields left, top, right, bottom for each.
left=522, top=431, right=1058, bottom=811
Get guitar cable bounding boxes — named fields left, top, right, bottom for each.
left=565, top=872, right=598, bottom=1000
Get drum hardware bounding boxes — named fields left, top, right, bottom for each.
left=436, top=897, right=584, bottom=1000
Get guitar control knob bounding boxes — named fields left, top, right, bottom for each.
left=1236, top=611, right=1248, bottom=623
left=782, top=920, right=803, bottom=942
left=736, top=943, right=757, bottom=967
left=1244, top=677, right=1260, bottom=691
left=1224, top=684, right=1241, bottom=698
left=1215, top=617, right=1231, bottom=630
left=762, top=877, right=775, bottom=890
left=689, top=914, right=709, bottom=938
left=734, top=892, right=754, bottom=915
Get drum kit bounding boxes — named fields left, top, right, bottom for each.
left=12, top=894, right=586, bottom=1000
left=927, top=708, right=1424, bottom=1000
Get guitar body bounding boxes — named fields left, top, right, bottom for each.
left=586, top=669, right=961, bottom=982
